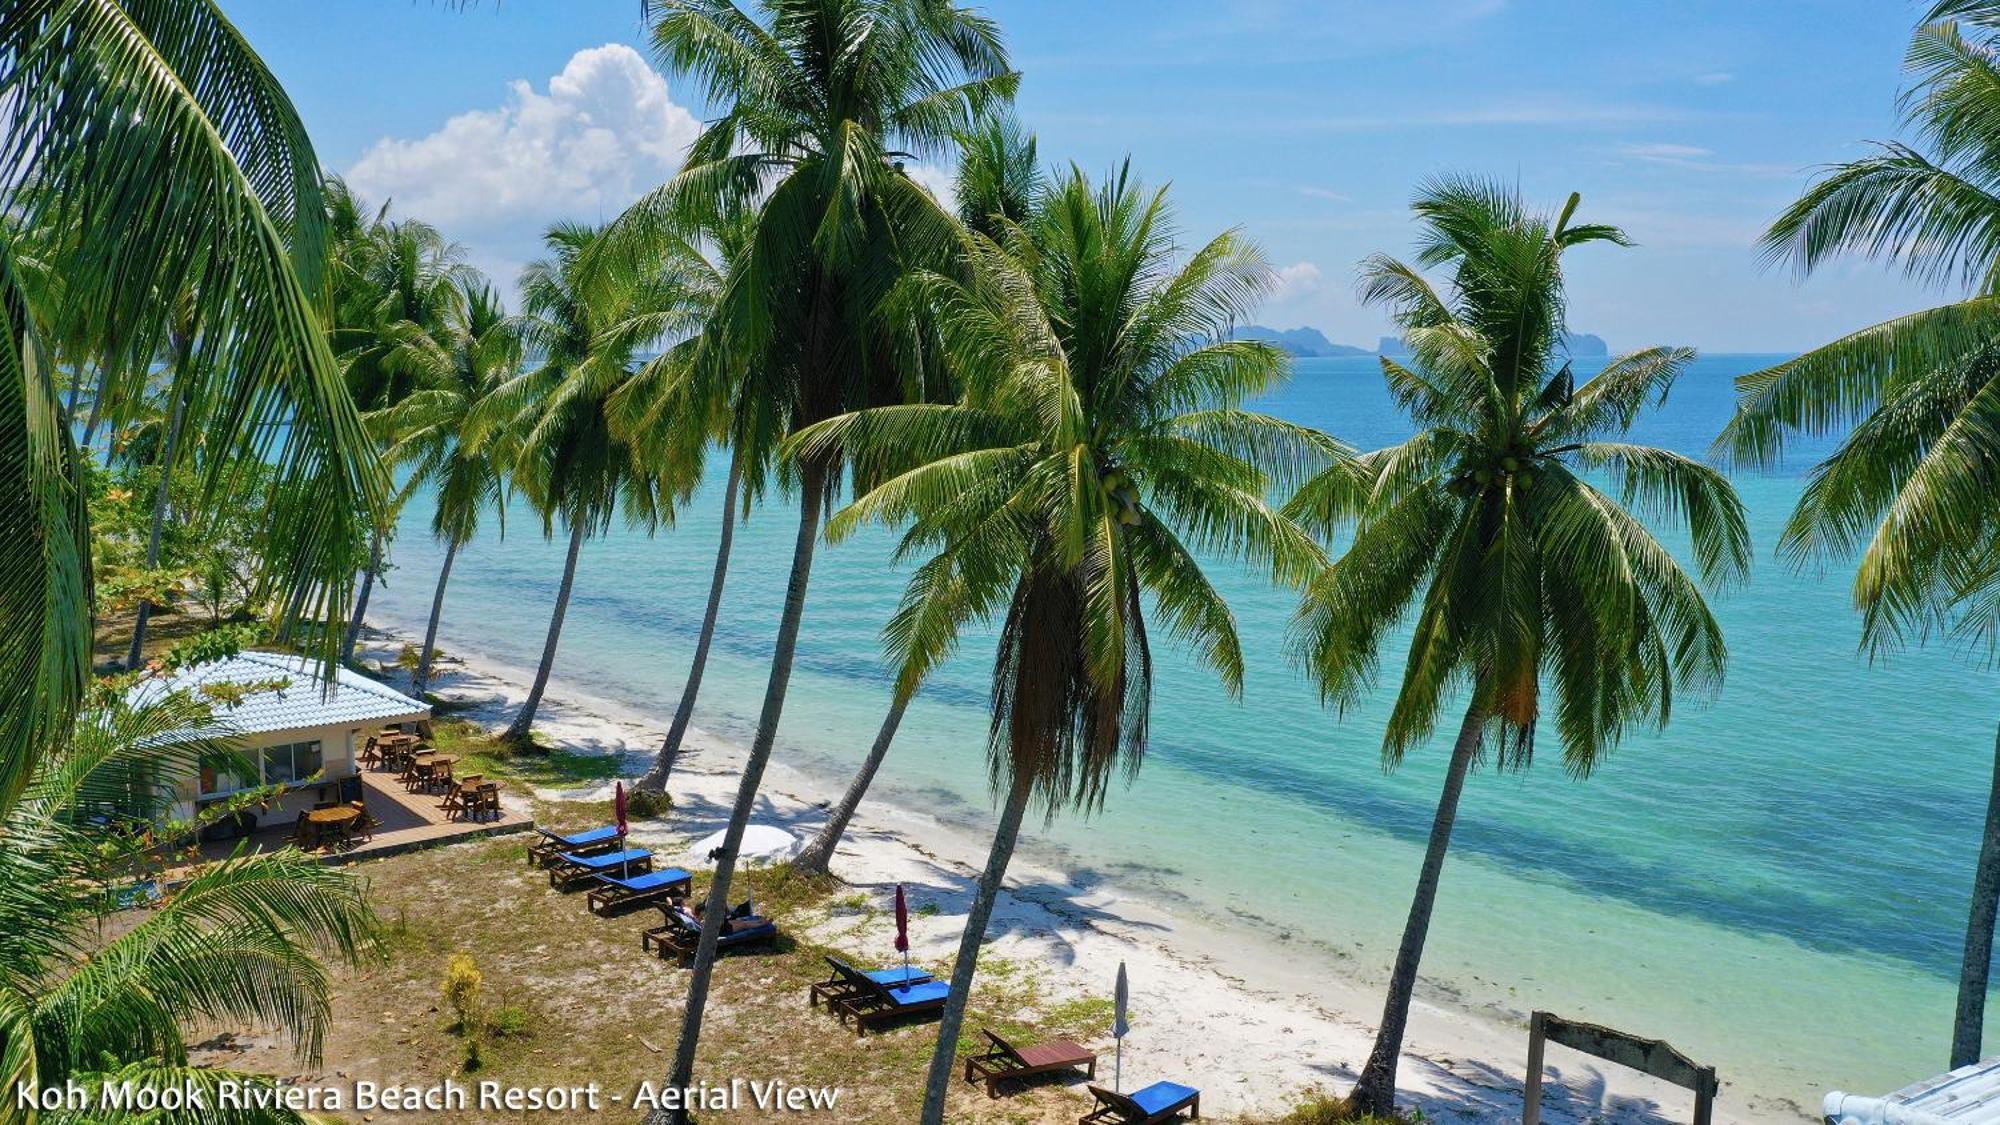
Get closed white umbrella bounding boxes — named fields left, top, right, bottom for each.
left=1113, top=961, right=1130, bottom=1092
left=689, top=824, right=799, bottom=868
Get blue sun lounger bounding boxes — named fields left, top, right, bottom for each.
left=809, top=955, right=933, bottom=1007
left=527, top=824, right=621, bottom=866
left=547, top=847, right=652, bottom=890
left=643, top=903, right=780, bottom=959
left=835, top=974, right=951, bottom=1037
left=586, top=866, right=692, bottom=915
left=1080, top=1081, right=1201, bottom=1123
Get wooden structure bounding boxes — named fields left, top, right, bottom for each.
left=1522, top=1010, right=1717, bottom=1125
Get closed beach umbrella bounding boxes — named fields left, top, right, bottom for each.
left=614, top=781, right=629, bottom=877
left=1114, top=961, right=1129, bottom=1091
left=894, top=883, right=911, bottom=977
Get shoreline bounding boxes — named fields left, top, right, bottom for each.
left=356, top=621, right=1806, bottom=1124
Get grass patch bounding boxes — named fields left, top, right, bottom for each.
left=429, top=719, right=626, bottom=788
left=1260, top=1089, right=1422, bottom=1125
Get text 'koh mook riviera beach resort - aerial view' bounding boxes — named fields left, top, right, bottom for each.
left=21, top=1, right=2000, bottom=1123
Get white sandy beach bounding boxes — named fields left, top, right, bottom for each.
left=357, top=626, right=1807, bottom=1124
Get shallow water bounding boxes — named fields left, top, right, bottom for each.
left=372, top=354, right=1994, bottom=1109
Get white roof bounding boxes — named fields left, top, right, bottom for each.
left=132, top=651, right=429, bottom=737
left=1828, top=1058, right=2000, bottom=1125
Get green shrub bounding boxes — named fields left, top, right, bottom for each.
left=627, top=788, right=672, bottom=819
left=441, top=952, right=483, bottom=1034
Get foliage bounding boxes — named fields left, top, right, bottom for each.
left=1721, top=2, right=2000, bottom=659
left=0, top=678, right=380, bottom=1120
left=626, top=787, right=672, bottom=818
left=796, top=164, right=1338, bottom=812
left=0, top=1, right=387, bottom=811
left=441, top=952, right=484, bottom=1035
left=1288, top=177, right=1747, bottom=772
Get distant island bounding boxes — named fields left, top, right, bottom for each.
left=1230, top=325, right=1373, bottom=357
left=1378, top=331, right=1608, bottom=357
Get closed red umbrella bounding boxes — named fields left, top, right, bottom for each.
left=893, top=883, right=911, bottom=977
left=614, top=782, right=629, bottom=877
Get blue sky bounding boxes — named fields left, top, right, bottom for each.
left=226, top=0, right=1953, bottom=353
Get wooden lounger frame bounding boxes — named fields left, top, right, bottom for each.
left=806, top=956, right=931, bottom=1009
left=964, top=1029, right=1097, bottom=1097
left=547, top=852, right=652, bottom=891
left=833, top=975, right=947, bottom=1037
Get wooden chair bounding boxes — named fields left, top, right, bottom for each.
left=472, top=783, right=500, bottom=821
left=964, top=1030, right=1097, bottom=1097
left=358, top=737, right=382, bottom=769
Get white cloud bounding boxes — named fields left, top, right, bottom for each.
left=1297, top=185, right=1353, bottom=203
left=905, top=164, right=958, bottom=215
left=1693, top=71, right=1734, bottom=86
left=345, top=44, right=700, bottom=233
left=1272, top=260, right=1325, bottom=301
left=1620, top=142, right=1713, bottom=160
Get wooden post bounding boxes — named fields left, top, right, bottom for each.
left=1523, top=1010, right=1548, bottom=1125
left=1693, top=1065, right=1717, bottom=1125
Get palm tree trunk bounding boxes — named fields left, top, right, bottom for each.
left=503, top=520, right=586, bottom=745
left=125, top=387, right=188, bottom=668
left=1348, top=700, right=1486, bottom=1118
left=793, top=691, right=912, bottom=875
left=637, top=447, right=742, bottom=793
left=919, top=774, right=1033, bottom=1125
left=341, top=531, right=382, bottom=664
left=1953, top=722, right=2000, bottom=1068
left=651, top=469, right=825, bottom=1125
left=412, top=538, right=459, bottom=696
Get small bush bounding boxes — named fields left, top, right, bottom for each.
left=1268, top=1089, right=1419, bottom=1125
left=462, top=1037, right=483, bottom=1073
left=627, top=788, right=672, bottom=819
left=488, top=1003, right=533, bottom=1040
left=441, top=953, right=483, bottom=1034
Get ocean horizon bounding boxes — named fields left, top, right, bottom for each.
left=372, top=351, right=1990, bottom=1108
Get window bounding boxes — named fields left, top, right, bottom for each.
left=195, top=739, right=325, bottom=797
left=260, top=741, right=324, bottom=786
left=198, top=756, right=257, bottom=799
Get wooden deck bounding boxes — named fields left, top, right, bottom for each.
left=198, top=769, right=534, bottom=867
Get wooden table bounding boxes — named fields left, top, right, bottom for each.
left=301, top=805, right=361, bottom=849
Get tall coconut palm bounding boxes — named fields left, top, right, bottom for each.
left=1290, top=178, right=1747, bottom=1116
left=371, top=278, right=521, bottom=697
left=476, top=223, right=690, bottom=746
left=598, top=212, right=751, bottom=796
left=793, top=111, right=1043, bottom=876
left=1720, top=0, right=2000, bottom=1068
left=791, top=164, right=1338, bottom=1123
left=627, top=3, right=1016, bottom=1110
left=333, top=206, right=470, bottom=664
left=0, top=0, right=382, bottom=810
left=0, top=676, right=379, bottom=1118
left=123, top=291, right=199, bottom=669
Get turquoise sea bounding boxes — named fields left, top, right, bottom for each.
left=372, top=354, right=1997, bottom=1109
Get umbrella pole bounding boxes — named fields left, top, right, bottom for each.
left=1115, top=1040, right=1122, bottom=1093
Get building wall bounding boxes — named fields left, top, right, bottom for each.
left=175, top=718, right=415, bottom=831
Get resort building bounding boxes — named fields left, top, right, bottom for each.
left=135, top=650, right=430, bottom=840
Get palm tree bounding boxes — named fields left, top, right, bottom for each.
left=0, top=676, right=379, bottom=1118
left=793, top=111, right=1043, bottom=876
left=598, top=212, right=751, bottom=796
left=1287, top=178, right=1747, bottom=1116
left=332, top=203, right=470, bottom=665
left=791, top=164, right=1337, bottom=1124
left=123, top=292, right=199, bottom=669
left=476, top=223, right=689, bottom=746
left=1719, top=0, right=2000, bottom=1068
left=0, top=0, right=382, bottom=810
left=627, top=3, right=1015, bottom=1110
left=371, top=278, right=521, bottom=697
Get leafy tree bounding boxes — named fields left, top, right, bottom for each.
left=1719, top=0, right=2000, bottom=1068
left=371, top=277, right=522, bottom=696
left=791, top=164, right=1335, bottom=1123
left=473, top=223, right=692, bottom=745
left=0, top=678, right=379, bottom=1122
left=0, top=0, right=384, bottom=808
left=793, top=111, right=1043, bottom=876
left=1290, top=178, right=1746, bottom=1116
left=625, top=3, right=1016, bottom=1109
